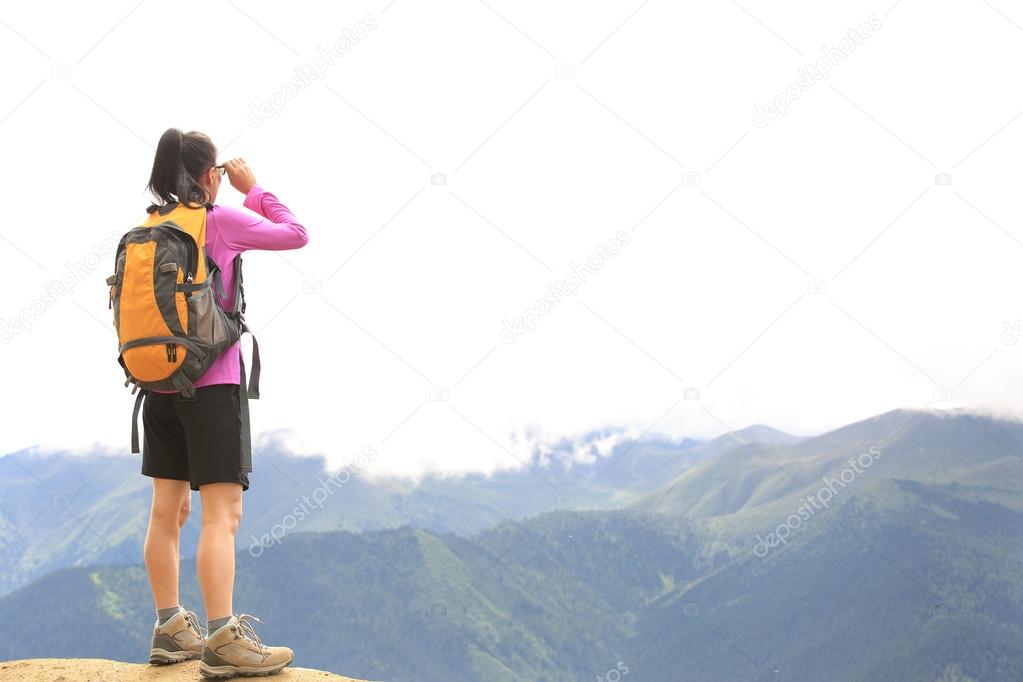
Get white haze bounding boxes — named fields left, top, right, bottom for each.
left=1, top=0, right=1022, bottom=478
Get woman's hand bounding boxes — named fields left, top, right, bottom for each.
left=224, top=158, right=257, bottom=196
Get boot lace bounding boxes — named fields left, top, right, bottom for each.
left=183, top=608, right=207, bottom=639
left=233, top=614, right=266, bottom=651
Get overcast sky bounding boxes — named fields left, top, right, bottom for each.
left=2, top=0, right=1022, bottom=478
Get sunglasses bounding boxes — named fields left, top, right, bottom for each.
left=213, top=164, right=226, bottom=176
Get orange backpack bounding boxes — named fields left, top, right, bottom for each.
left=107, top=201, right=260, bottom=471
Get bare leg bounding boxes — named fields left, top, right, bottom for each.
left=197, top=482, right=243, bottom=620
left=143, top=478, right=191, bottom=610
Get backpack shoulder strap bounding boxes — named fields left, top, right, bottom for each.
left=206, top=254, right=228, bottom=302
left=230, top=253, right=246, bottom=316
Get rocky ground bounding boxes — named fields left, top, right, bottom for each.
left=0, top=658, right=371, bottom=681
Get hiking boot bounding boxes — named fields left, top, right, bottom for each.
left=199, top=614, right=294, bottom=678
left=149, top=607, right=204, bottom=663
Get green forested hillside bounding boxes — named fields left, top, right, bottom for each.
left=0, top=432, right=706, bottom=596
left=1, top=409, right=1021, bottom=680
left=0, top=516, right=694, bottom=680
left=633, top=475, right=1023, bottom=680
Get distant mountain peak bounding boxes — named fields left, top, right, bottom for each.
left=710, top=424, right=804, bottom=447
left=839, top=406, right=1023, bottom=439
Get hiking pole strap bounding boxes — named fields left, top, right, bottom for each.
left=131, top=389, right=148, bottom=453
left=239, top=352, right=253, bottom=473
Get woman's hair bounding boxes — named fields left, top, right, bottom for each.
left=146, top=128, right=217, bottom=207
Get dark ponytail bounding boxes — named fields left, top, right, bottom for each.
left=146, top=128, right=217, bottom=207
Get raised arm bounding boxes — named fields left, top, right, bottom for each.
left=219, top=159, right=309, bottom=251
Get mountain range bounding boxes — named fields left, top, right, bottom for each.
left=0, top=429, right=715, bottom=597
left=1, top=408, right=1020, bottom=681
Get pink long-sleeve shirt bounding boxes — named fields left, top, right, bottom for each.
left=150, top=184, right=308, bottom=394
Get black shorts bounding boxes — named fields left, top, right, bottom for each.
left=141, top=383, right=250, bottom=492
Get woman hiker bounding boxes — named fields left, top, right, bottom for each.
left=139, top=128, right=308, bottom=678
